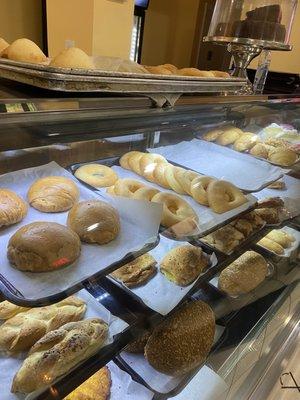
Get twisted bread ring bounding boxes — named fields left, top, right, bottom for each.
left=164, top=165, right=186, bottom=194
left=74, top=164, right=118, bottom=187
left=139, top=154, right=167, bottom=182
left=207, top=180, right=247, bottom=213
left=106, top=185, right=116, bottom=196
left=152, top=162, right=171, bottom=188
left=128, top=152, right=144, bottom=175
left=119, top=151, right=142, bottom=170
left=176, top=170, right=200, bottom=195
left=152, top=192, right=198, bottom=228
left=114, top=179, right=145, bottom=198
left=190, top=176, right=216, bottom=205
left=132, top=187, right=160, bottom=201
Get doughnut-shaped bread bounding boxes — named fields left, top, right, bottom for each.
left=233, top=133, right=259, bottom=152
left=113, top=179, right=145, bottom=197
left=128, top=152, right=144, bottom=175
left=202, top=129, right=224, bottom=142
left=74, top=164, right=118, bottom=188
left=132, top=187, right=160, bottom=201
left=207, top=180, right=247, bottom=213
left=152, top=162, right=171, bottom=188
left=7, top=38, right=46, bottom=64
left=268, top=147, right=297, bottom=166
left=216, top=129, right=241, bottom=145
left=152, top=192, right=198, bottom=228
left=177, top=170, right=200, bottom=195
left=0, top=189, right=28, bottom=227
left=67, top=200, right=120, bottom=244
left=27, top=176, right=79, bottom=213
left=139, top=153, right=167, bottom=181
left=119, top=151, right=141, bottom=170
left=190, top=176, right=216, bottom=205
left=50, top=47, right=95, bottom=69
left=106, top=185, right=116, bottom=196
left=164, top=165, right=186, bottom=194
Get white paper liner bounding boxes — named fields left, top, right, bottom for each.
left=0, top=289, right=129, bottom=400
left=119, top=325, right=224, bottom=394
left=254, top=175, right=300, bottom=200
left=101, top=166, right=257, bottom=237
left=109, top=235, right=218, bottom=315
left=0, top=162, right=162, bottom=300
left=147, top=139, right=284, bottom=192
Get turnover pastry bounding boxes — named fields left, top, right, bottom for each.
left=111, top=253, right=156, bottom=287
left=74, top=164, right=118, bottom=187
left=145, top=300, right=215, bottom=375
left=202, top=225, right=244, bottom=254
left=265, top=229, right=295, bottom=248
left=0, top=189, right=28, bottom=227
left=50, top=47, right=95, bottom=69
left=7, top=38, right=46, bottom=64
left=218, top=251, right=268, bottom=296
left=160, top=245, right=208, bottom=286
left=257, top=237, right=284, bottom=255
left=207, top=180, right=247, bottom=213
left=11, top=318, right=108, bottom=394
left=28, top=176, right=79, bottom=212
left=67, top=200, right=120, bottom=244
left=7, top=221, right=81, bottom=272
left=268, top=147, right=297, bottom=166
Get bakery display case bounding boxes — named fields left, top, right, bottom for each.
left=0, top=92, right=299, bottom=400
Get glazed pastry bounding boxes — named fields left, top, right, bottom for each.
left=216, top=129, right=241, bottom=145
left=11, top=318, right=108, bottom=394
left=218, top=251, right=268, bottom=296
left=0, top=301, right=29, bottom=320
left=7, top=222, right=81, bottom=272
left=110, top=253, right=157, bottom=287
left=7, top=38, right=46, bottom=64
left=268, top=147, right=297, bottom=166
left=190, top=176, right=216, bottom=205
left=74, top=164, right=118, bottom=187
left=257, top=237, right=284, bottom=255
left=202, top=129, right=224, bottom=142
left=265, top=229, right=295, bottom=248
left=207, top=180, right=247, bottom=213
left=27, top=176, right=79, bottom=212
left=50, top=47, right=95, bottom=69
left=202, top=225, right=244, bottom=254
left=0, top=189, right=28, bottom=227
left=160, top=245, right=208, bottom=286
left=233, top=133, right=259, bottom=152
left=255, top=208, right=280, bottom=224
left=145, top=300, right=215, bottom=375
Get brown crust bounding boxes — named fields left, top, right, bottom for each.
left=254, top=208, right=280, bottom=224
left=0, top=189, right=28, bottom=227
left=257, top=197, right=284, bottom=209
left=202, top=225, right=244, bottom=254
left=124, top=331, right=151, bottom=353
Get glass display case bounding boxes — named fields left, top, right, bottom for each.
left=0, top=93, right=299, bottom=400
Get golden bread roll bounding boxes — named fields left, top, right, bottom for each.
left=50, top=47, right=95, bottom=69
left=0, top=38, right=9, bottom=54
left=254, top=207, right=280, bottom=224
left=111, top=253, right=157, bottom=287
left=7, top=221, right=81, bottom=272
left=211, top=70, right=230, bottom=77
left=160, top=245, right=208, bottom=286
left=164, top=165, right=186, bottom=194
left=74, top=164, right=118, bottom=188
left=202, top=129, right=224, bottom=142
left=268, top=147, right=297, bottom=166
left=161, top=63, right=177, bottom=73
left=230, top=218, right=254, bottom=237
left=64, top=366, right=111, bottom=400
left=27, top=176, right=79, bottom=212
left=207, top=180, right=247, bottom=213
left=0, top=301, right=29, bottom=320
left=125, top=331, right=151, bottom=353
left=266, top=229, right=295, bottom=248
left=177, top=68, right=214, bottom=77
left=144, top=65, right=173, bottom=75
left=190, top=176, right=216, bottom=205
left=7, top=38, right=46, bottom=64
left=218, top=251, right=268, bottom=295
left=0, top=296, right=86, bottom=352
left=127, top=151, right=145, bottom=175
left=233, top=133, right=259, bottom=152
left=202, top=225, right=244, bottom=254
left=11, top=318, right=108, bottom=394
left=216, top=129, right=241, bottom=145
left=139, top=153, right=167, bottom=181
left=0, top=189, right=28, bottom=227
left=145, top=300, right=215, bottom=375
left=113, top=178, right=146, bottom=197
left=250, top=143, right=269, bottom=158
left=67, top=200, right=120, bottom=245
left=257, top=237, right=284, bottom=255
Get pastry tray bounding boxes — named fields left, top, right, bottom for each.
left=68, top=157, right=258, bottom=241
left=0, top=59, right=247, bottom=107
left=0, top=162, right=161, bottom=307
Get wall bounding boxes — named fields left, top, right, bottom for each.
left=0, top=0, right=43, bottom=47
left=141, top=0, right=200, bottom=68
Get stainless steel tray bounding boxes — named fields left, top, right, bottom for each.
left=0, top=59, right=247, bottom=107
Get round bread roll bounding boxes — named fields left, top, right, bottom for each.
left=161, top=63, right=177, bottom=74
left=50, top=47, right=95, bottom=69
left=144, top=65, right=173, bottom=75
left=218, top=251, right=268, bottom=296
left=0, top=38, right=9, bottom=54
left=7, top=38, right=46, bottom=64
left=177, top=68, right=214, bottom=77
left=160, top=245, right=208, bottom=286
left=145, top=300, right=215, bottom=375
left=74, top=164, right=118, bottom=188
left=268, top=147, right=297, bottom=166
left=7, top=222, right=81, bottom=272
left=216, top=129, right=241, bottom=145
left=0, top=189, right=28, bottom=228
left=202, top=129, right=224, bottom=142
left=67, top=200, right=120, bottom=244
left=28, top=176, right=79, bottom=213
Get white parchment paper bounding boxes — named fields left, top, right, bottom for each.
left=109, top=235, right=218, bottom=315
left=256, top=226, right=300, bottom=259
left=102, top=166, right=257, bottom=237
left=254, top=175, right=300, bottom=200
left=0, top=289, right=129, bottom=400
left=0, top=162, right=162, bottom=300
left=148, top=139, right=284, bottom=192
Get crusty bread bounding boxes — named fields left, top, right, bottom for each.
left=64, top=366, right=111, bottom=400
left=28, top=176, right=79, bottom=212
left=7, top=38, right=46, bottom=64
left=12, top=318, right=108, bottom=393
left=7, top=221, right=81, bottom=272
left=67, top=200, right=120, bottom=244
left=160, top=245, right=208, bottom=286
left=50, top=47, right=95, bottom=69
left=0, top=296, right=86, bottom=352
left=218, top=251, right=268, bottom=296
left=254, top=207, right=280, bottom=224
left=145, top=300, right=215, bottom=375
left=0, top=301, right=29, bottom=320
left=0, top=189, right=28, bottom=227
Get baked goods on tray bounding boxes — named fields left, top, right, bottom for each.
left=0, top=37, right=9, bottom=54
left=0, top=301, right=29, bottom=320
left=202, top=225, right=245, bottom=254
left=67, top=200, right=120, bottom=245
left=7, top=221, right=81, bottom=272
left=50, top=47, right=95, bottom=70
left=206, top=180, right=247, bottom=213
left=28, top=176, right=79, bottom=212
left=74, top=164, right=118, bottom=187
left=0, top=296, right=86, bottom=352
left=111, top=253, right=157, bottom=287
left=160, top=245, right=208, bottom=286
left=143, top=64, right=229, bottom=78
left=11, top=318, right=108, bottom=393
left=257, top=228, right=295, bottom=255
left=257, top=237, right=284, bottom=255
left=218, top=251, right=268, bottom=296
left=0, top=189, right=28, bottom=227
left=125, top=331, right=151, bottom=353
left=144, top=300, right=215, bottom=375
left=64, top=366, right=111, bottom=400
left=6, top=38, right=47, bottom=64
